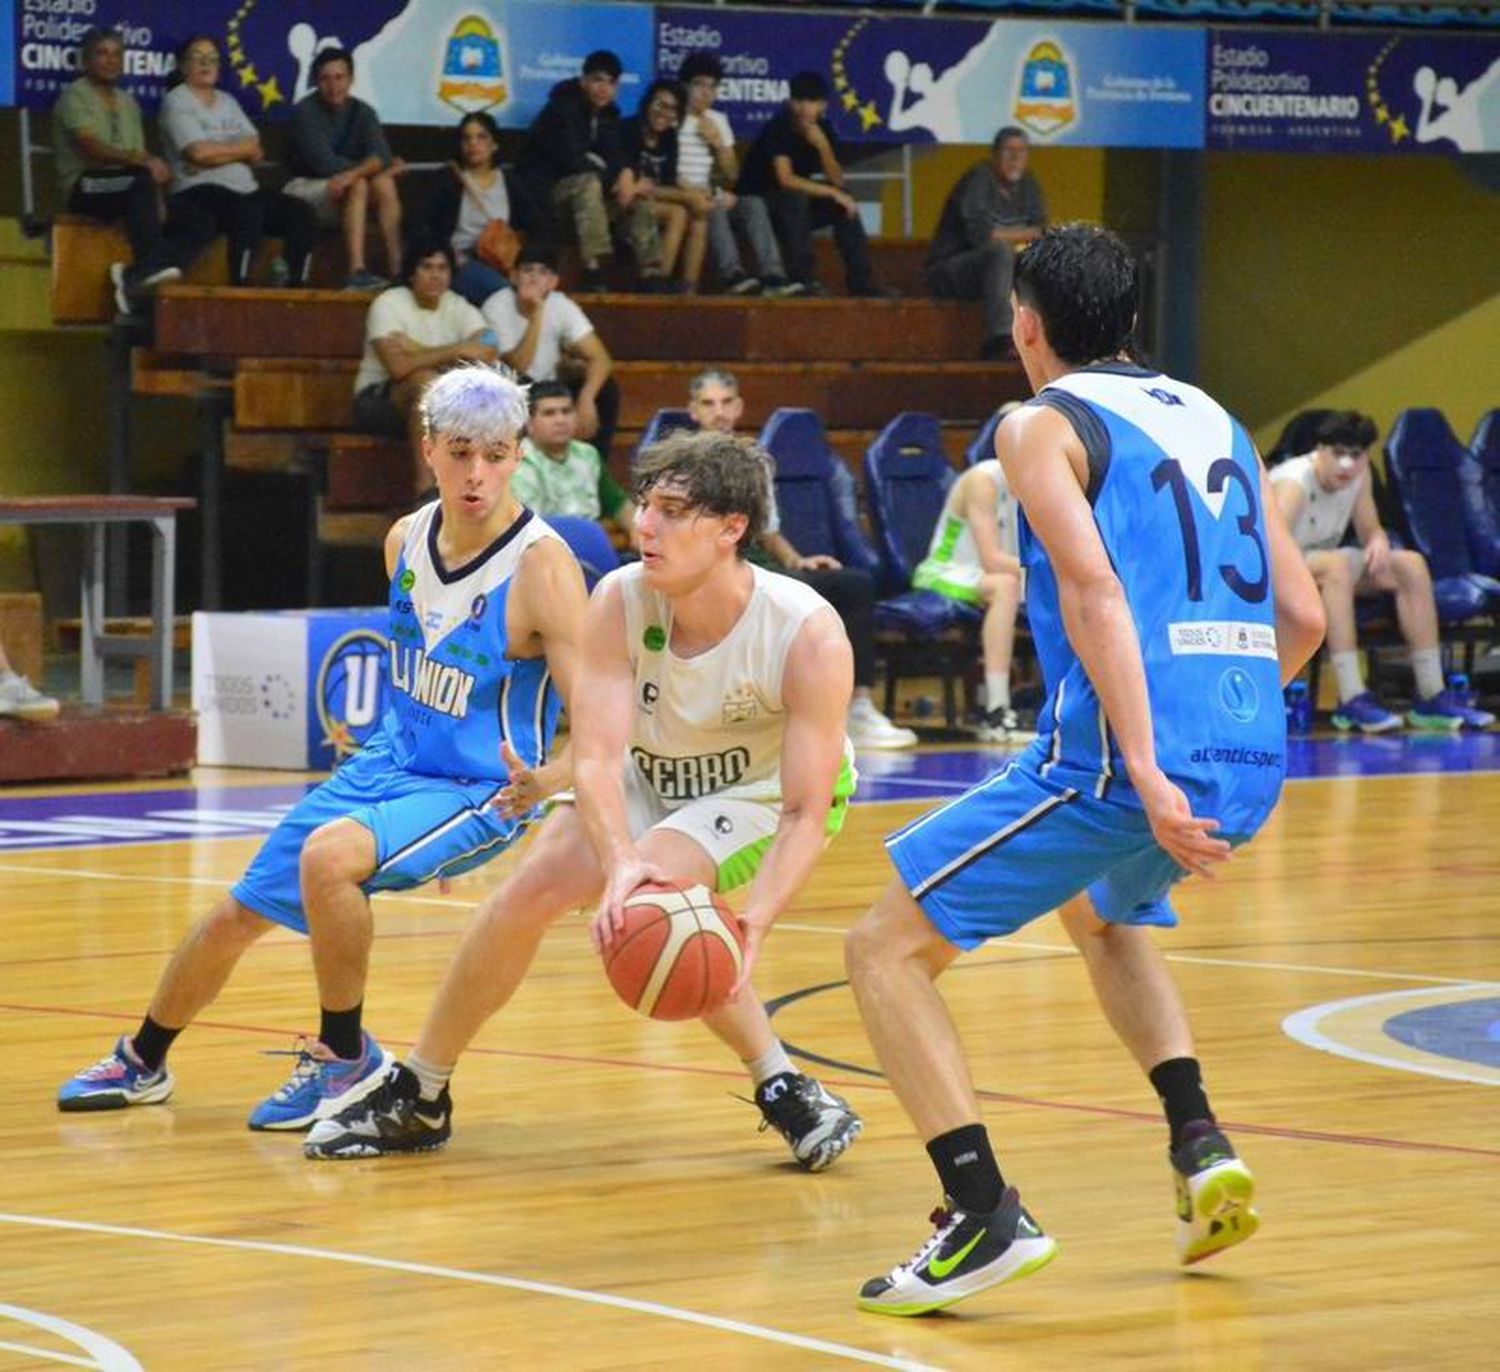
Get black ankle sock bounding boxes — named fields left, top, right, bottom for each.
left=1149, top=1056, right=1215, bottom=1149
left=131, top=1015, right=181, bottom=1073
left=926, top=1124, right=1005, bottom=1215
left=319, top=1004, right=364, bottom=1061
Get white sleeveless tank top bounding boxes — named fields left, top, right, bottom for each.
left=1277, top=453, right=1363, bottom=553
left=613, top=562, right=853, bottom=810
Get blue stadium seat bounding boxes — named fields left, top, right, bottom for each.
left=1463, top=410, right=1500, bottom=577
left=757, top=409, right=880, bottom=578
left=862, top=412, right=982, bottom=728
left=631, top=408, right=694, bottom=467
left=965, top=408, right=1004, bottom=469
left=1383, top=409, right=1497, bottom=622
left=545, top=514, right=620, bottom=591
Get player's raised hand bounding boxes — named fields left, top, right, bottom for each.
left=590, top=852, right=671, bottom=953
left=494, top=739, right=544, bottom=818
left=1136, top=769, right=1232, bottom=878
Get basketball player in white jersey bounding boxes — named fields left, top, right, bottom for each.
left=308, top=428, right=864, bottom=1167
left=911, top=438, right=1029, bottom=741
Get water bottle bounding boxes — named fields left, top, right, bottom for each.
left=1448, top=672, right=1473, bottom=708
left=1285, top=681, right=1311, bottom=734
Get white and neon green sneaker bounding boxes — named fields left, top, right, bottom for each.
left=858, top=1187, right=1057, bottom=1316
left=1172, top=1122, right=1260, bottom=1265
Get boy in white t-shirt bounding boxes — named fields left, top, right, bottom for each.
left=352, top=237, right=497, bottom=494
left=677, top=53, right=798, bottom=297
left=481, top=244, right=621, bottom=463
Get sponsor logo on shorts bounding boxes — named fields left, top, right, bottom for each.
left=713, top=814, right=733, bottom=835
left=1168, top=621, right=1277, bottom=660
left=631, top=745, right=750, bottom=801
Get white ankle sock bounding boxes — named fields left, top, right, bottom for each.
left=1332, top=651, right=1365, bottom=703
left=405, top=1052, right=453, bottom=1102
left=985, top=673, right=1010, bottom=711
left=746, top=1042, right=795, bottom=1089
left=1411, top=647, right=1445, bottom=700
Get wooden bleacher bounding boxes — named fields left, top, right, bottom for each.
left=116, top=237, right=1023, bottom=603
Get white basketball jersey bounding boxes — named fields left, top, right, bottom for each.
left=613, top=562, right=854, bottom=810
left=923, top=458, right=1020, bottom=569
left=1277, top=453, right=1363, bottom=553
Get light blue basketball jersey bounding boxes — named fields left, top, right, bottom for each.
left=380, top=502, right=562, bottom=781
left=1018, top=363, right=1286, bottom=835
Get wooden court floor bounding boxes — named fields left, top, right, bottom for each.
left=1, top=763, right=1496, bottom=1369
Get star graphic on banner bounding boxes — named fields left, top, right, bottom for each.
left=834, top=73, right=849, bottom=92
left=1389, top=114, right=1409, bottom=141
left=858, top=100, right=882, bottom=132
left=258, top=76, right=284, bottom=109
left=841, top=89, right=859, bottom=111
left=239, top=62, right=259, bottom=87
left=1373, top=106, right=1389, bottom=125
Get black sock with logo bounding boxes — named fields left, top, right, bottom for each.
left=1149, top=1056, right=1215, bottom=1149
left=926, top=1123, right=1005, bottom=1215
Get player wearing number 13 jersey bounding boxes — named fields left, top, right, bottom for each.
left=846, top=225, right=1325, bottom=1316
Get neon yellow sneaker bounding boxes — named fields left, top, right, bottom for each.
left=858, top=1187, right=1057, bottom=1316
left=1172, top=1122, right=1260, bottom=1265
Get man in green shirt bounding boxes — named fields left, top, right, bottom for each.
left=52, top=26, right=195, bottom=312
left=514, top=381, right=637, bottom=548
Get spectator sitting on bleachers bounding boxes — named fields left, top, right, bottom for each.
left=420, top=111, right=541, bottom=307
left=620, top=79, right=694, bottom=290
left=352, top=236, right=497, bottom=495
left=0, top=640, right=58, bottom=722
left=676, top=53, right=796, bottom=297
left=283, top=47, right=404, bottom=291
left=51, top=26, right=193, bottom=314
left=911, top=428, right=1028, bottom=742
left=516, top=49, right=669, bottom=294
left=688, top=369, right=915, bottom=749
left=481, top=244, right=619, bottom=464
left=514, top=381, right=637, bottom=548
left=1272, top=409, right=1493, bottom=733
left=158, top=35, right=317, bottom=287
left=735, top=71, right=888, bottom=299
left=925, top=126, right=1046, bottom=361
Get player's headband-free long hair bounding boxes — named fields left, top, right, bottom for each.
left=633, top=430, right=771, bottom=555
left=1014, top=222, right=1138, bottom=367
left=419, top=365, right=530, bottom=448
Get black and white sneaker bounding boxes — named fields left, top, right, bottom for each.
left=724, top=272, right=761, bottom=296
left=303, top=1063, right=451, bottom=1160
left=858, top=1187, right=1057, bottom=1316
left=754, top=1071, right=862, bottom=1171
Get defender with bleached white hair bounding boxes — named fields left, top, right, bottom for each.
left=58, top=363, right=590, bottom=1144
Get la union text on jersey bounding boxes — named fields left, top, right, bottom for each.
left=381, top=506, right=561, bottom=782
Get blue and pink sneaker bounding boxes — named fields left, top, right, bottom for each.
left=247, top=1031, right=393, bottom=1132
left=58, top=1036, right=174, bottom=1112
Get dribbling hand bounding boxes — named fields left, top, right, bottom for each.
left=590, top=852, right=672, bottom=954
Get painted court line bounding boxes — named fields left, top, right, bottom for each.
left=0, top=1214, right=937, bottom=1372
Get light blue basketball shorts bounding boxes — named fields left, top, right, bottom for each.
left=885, top=761, right=1251, bottom=950
left=231, top=738, right=532, bottom=933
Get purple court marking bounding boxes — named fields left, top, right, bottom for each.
left=0, top=732, right=1495, bottom=852
left=1384, top=998, right=1500, bottom=1070
left=0, top=783, right=317, bottom=851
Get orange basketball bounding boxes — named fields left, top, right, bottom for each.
left=602, top=881, right=746, bottom=1021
